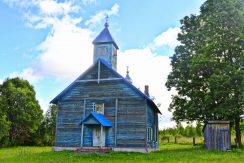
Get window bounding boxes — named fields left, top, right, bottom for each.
left=95, top=103, right=104, bottom=114
left=147, top=128, right=152, bottom=141
left=97, top=46, right=108, bottom=56
left=154, top=126, right=157, bottom=141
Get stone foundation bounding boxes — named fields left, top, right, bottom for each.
left=52, top=146, right=158, bottom=153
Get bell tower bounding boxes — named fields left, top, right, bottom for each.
left=92, top=17, right=119, bottom=70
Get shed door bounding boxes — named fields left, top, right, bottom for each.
left=93, top=126, right=105, bottom=146
left=220, top=129, right=230, bottom=150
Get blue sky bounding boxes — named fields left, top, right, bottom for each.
left=0, top=0, right=205, bottom=128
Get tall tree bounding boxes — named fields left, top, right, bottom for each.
left=44, top=104, right=57, bottom=145
left=0, top=109, right=10, bottom=146
left=0, top=77, right=43, bottom=146
left=0, top=85, right=10, bottom=146
left=166, top=0, right=244, bottom=146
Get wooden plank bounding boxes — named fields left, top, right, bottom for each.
left=115, top=98, right=118, bottom=147
left=98, top=60, right=100, bottom=84
left=76, top=78, right=122, bottom=83
left=80, top=124, right=84, bottom=147
left=62, top=80, right=144, bottom=101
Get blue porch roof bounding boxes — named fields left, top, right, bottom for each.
left=79, top=112, right=112, bottom=127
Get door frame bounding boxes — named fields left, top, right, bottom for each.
left=93, top=125, right=105, bottom=147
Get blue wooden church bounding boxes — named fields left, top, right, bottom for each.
left=51, top=21, right=161, bottom=152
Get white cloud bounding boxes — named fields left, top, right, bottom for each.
left=117, top=48, right=176, bottom=129
left=115, top=27, right=180, bottom=129
left=151, top=27, right=180, bottom=48
left=9, top=68, right=42, bottom=83
left=38, top=97, right=49, bottom=113
left=5, top=0, right=92, bottom=80
left=39, top=0, right=80, bottom=15
left=36, top=16, right=93, bottom=80
left=85, top=3, right=119, bottom=26
left=2, top=0, right=178, bottom=128
left=0, top=79, right=3, bottom=84
left=15, top=0, right=81, bottom=29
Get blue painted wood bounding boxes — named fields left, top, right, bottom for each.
left=105, top=128, right=112, bottom=146
left=83, top=116, right=100, bottom=125
left=204, top=121, right=231, bottom=150
left=83, top=126, right=93, bottom=147
left=54, top=59, right=160, bottom=149
left=146, top=104, right=158, bottom=148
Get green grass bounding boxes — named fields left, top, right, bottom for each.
left=0, top=143, right=243, bottom=163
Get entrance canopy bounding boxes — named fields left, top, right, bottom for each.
left=79, top=112, right=112, bottom=127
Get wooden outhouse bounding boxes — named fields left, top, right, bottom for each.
left=204, top=121, right=231, bottom=150
left=50, top=21, right=161, bottom=153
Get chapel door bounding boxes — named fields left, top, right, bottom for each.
left=93, top=126, right=105, bottom=146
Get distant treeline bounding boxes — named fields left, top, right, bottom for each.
left=159, top=123, right=203, bottom=138
left=159, top=122, right=244, bottom=138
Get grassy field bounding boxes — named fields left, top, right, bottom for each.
left=0, top=143, right=244, bottom=163
left=160, top=136, right=244, bottom=145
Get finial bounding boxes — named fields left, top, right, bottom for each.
left=125, top=66, right=132, bottom=83
left=104, top=15, right=109, bottom=28
left=126, top=66, right=129, bottom=74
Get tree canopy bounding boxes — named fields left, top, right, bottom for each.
left=0, top=77, right=43, bottom=146
left=166, top=0, right=244, bottom=146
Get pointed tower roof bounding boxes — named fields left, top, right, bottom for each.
left=92, top=17, right=119, bottom=49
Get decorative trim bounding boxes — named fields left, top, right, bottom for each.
left=115, top=98, right=118, bottom=147
left=83, top=99, right=86, bottom=117
left=76, top=78, right=122, bottom=83
left=98, top=60, right=101, bottom=84
left=80, top=124, right=84, bottom=147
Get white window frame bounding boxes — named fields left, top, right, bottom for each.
left=147, top=127, right=153, bottom=141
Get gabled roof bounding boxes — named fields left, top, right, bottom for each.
left=92, top=26, right=119, bottom=49
left=50, top=58, right=161, bottom=114
left=79, top=112, right=112, bottom=127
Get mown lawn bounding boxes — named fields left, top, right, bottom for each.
left=0, top=143, right=243, bottom=163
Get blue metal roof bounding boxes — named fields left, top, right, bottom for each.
left=92, top=26, right=119, bottom=49
left=79, top=112, right=112, bottom=127
left=50, top=58, right=161, bottom=114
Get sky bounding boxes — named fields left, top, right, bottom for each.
left=0, top=0, right=206, bottom=129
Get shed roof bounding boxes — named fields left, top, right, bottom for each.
left=50, top=58, right=161, bottom=114
left=207, top=121, right=230, bottom=124
left=79, top=112, right=112, bottom=127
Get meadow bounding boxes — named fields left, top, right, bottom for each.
left=0, top=142, right=243, bottom=163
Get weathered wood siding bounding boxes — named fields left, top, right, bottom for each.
left=146, top=104, right=158, bottom=148
left=117, top=98, right=146, bottom=147
left=204, top=121, right=231, bottom=150
left=83, top=126, right=93, bottom=146
left=55, top=61, right=149, bottom=148
left=56, top=101, right=84, bottom=147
